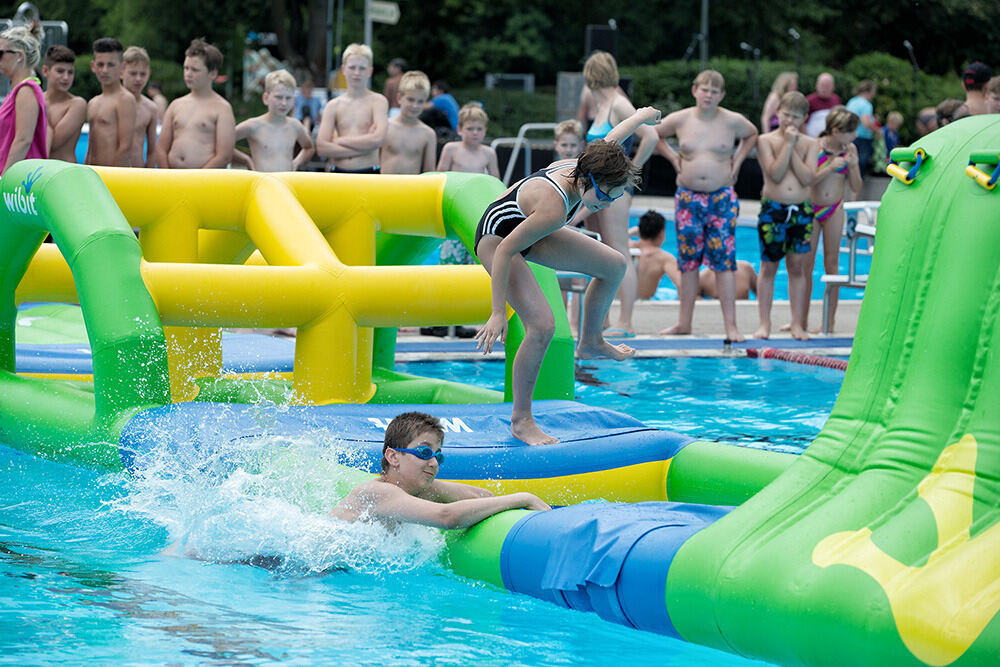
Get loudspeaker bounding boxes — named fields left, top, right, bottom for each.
left=585, top=25, right=616, bottom=58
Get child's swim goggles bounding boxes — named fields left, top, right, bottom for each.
left=389, top=446, right=444, bottom=464
left=589, top=173, right=624, bottom=202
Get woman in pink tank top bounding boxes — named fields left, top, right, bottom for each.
left=0, top=23, right=48, bottom=175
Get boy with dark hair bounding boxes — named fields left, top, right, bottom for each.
left=86, top=37, right=135, bottom=166
left=42, top=45, right=86, bottom=163
left=156, top=38, right=235, bottom=169
left=754, top=91, right=818, bottom=341
left=963, top=62, right=992, bottom=115
left=329, top=412, right=550, bottom=527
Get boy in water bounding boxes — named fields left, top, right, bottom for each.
left=380, top=70, right=436, bottom=174
left=86, top=37, right=135, bottom=166
left=232, top=69, right=314, bottom=172
left=316, top=43, right=388, bottom=173
left=654, top=69, right=758, bottom=341
left=41, top=45, right=86, bottom=163
left=330, top=412, right=550, bottom=528
left=121, top=46, right=158, bottom=167
left=436, top=103, right=500, bottom=176
left=156, top=38, right=235, bottom=169
left=754, top=91, right=818, bottom=340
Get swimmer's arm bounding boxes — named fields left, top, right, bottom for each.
left=50, top=97, right=86, bottom=157
left=143, top=110, right=158, bottom=167
left=292, top=120, right=315, bottom=170
left=729, top=115, right=759, bottom=183
left=231, top=147, right=255, bottom=170
left=845, top=143, right=863, bottom=193
left=758, top=134, right=792, bottom=182
left=202, top=104, right=235, bottom=169
left=421, top=479, right=494, bottom=502
left=315, top=98, right=339, bottom=159
left=3, top=87, right=41, bottom=173
left=373, top=484, right=549, bottom=529
left=436, top=142, right=455, bottom=171
left=114, top=93, right=137, bottom=167
left=606, top=106, right=661, bottom=145
left=155, top=104, right=176, bottom=168
left=790, top=138, right=817, bottom=185
left=420, top=127, right=436, bottom=173
left=326, top=96, right=390, bottom=153
left=485, top=146, right=500, bottom=178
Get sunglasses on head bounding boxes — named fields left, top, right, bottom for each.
left=389, top=446, right=444, bottom=464
left=589, top=173, right=623, bottom=202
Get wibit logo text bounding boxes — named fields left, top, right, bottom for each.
left=3, top=186, right=38, bottom=216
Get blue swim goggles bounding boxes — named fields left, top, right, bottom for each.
left=589, top=173, right=624, bottom=202
left=388, top=446, right=444, bottom=464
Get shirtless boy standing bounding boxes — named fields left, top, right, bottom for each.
left=41, top=45, right=86, bottom=162
left=156, top=38, right=235, bottom=169
left=121, top=46, right=158, bottom=167
left=754, top=91, right=818, bottom=341
left=232, top=69, right=314, bottom=172
left=436, top=104, right=500, bottom=176
left=380, top=70, right=436, bottom=174
left=316, top=43, right=388, bottom=173
left=654, top=70, right=757, bottom=341
left=86, top=38, right=135, bottom=167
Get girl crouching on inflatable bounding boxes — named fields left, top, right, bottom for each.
left=806, top=106, right=863, bottom=333
left=474, top=106, right=661, bottom=446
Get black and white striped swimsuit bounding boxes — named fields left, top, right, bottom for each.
left=474, top=165, right=582, bottom=257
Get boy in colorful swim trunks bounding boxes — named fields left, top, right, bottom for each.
left=654, top=69, right=758, bottom=341
left=316, top=43, right=388, bottom=174
left=754, top=91, right=818, bottom=341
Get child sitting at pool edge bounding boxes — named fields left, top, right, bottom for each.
left=329, top=412, right=550, bottom=528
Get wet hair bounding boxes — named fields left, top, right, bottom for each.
left=693, top=69, right=725, bottom=91
left=819, top=106, right=859, bottom=137
left=987, top=76, right=1000, bottom=97
left=936, top=98, right=969, bottom=125
left=265, top=69, right=296, bottom=92
left=554, top=119, right=583, bottom=140
left=458, top=102, right=487, bottom=128
left=638, top=210, right=666, bottom=240
left=381, top=412, right=444, bottom=472
left=398, top=70, right=430, bottom=96
left=122, top=45, right=150, bottom=68
left=584, top=51, right=618, bottom=90
left=570, top=140, right=641, bottom=192
left=432, top=79, right=450, bottom=94
left=93, top=37, right=123, bottom=57
left=341, top=43, right=373, bottom=67
left=853, top=79, right=877, bottom=96
left=778, top=91, right=809, bottom=117
left=45, top=44, right=75, bottom=67
left=770, top=71, right=797, bottom=96
left=186, top=38, right=223, bottom=73
left=1, top=23, right=43, bottom=69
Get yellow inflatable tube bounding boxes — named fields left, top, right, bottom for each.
left=17, top=168, right=495, bottom=404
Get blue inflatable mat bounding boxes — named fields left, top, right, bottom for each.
left=500, top=501, right=732, bottom=636
left=119, top=400, right=692, bottom=480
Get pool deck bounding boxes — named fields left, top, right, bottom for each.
left=397, top=194, right=860, bottom=360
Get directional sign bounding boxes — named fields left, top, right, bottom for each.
left=369, top=0, right=400, bottom=25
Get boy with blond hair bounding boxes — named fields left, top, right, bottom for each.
left=156, top=38, right=235, bottom=169
left=121, top=46, right=158, bottom=167
left=380, top=70, right=436, bottom=174
left=316, top=43, right=388, bottom=173
left=42, top=45, right=86, bottom=163
left=754, top=91, right=818, bottom=341
left=436, top=103, right=500, bottom=175
left=86, top=37, right=135, bottom=166
left=553, top=119, right=583, bottom=160
left=232, top=69, right=314, bottom=172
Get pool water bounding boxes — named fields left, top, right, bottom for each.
left=648, top=222, right=871, bottom=302
left=0, top=357, right=841, bottom=664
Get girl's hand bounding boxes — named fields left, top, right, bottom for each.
left=637, top=106, right=662, bottom=125
left=475, top=313, right=508, bottom=354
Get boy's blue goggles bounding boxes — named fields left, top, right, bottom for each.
left=389, top=446, right=444, bottom=464
left=589, top=173, right=623, bottom=202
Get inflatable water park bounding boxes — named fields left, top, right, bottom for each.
left=2, top=115, right=999, bottom=666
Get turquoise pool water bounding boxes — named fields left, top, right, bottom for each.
left=0, top=357, right=841, bottom=664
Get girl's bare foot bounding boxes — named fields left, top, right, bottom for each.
left=577, top=339, right=636, bottom=361
left=659, top=323, right=691, bottom=335
left=724, top=327, right=745, bottom=343
left=512, top=417, right=559, bottom=445
left=753, top=325, right=771, bottom=339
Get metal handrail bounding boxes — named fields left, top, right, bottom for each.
left=490, top=122, right=559, bottom=185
